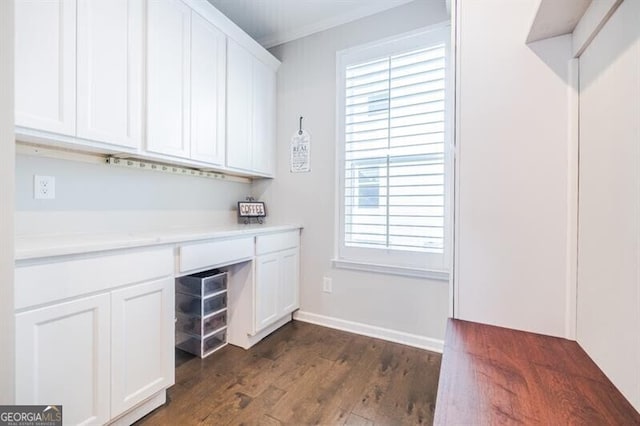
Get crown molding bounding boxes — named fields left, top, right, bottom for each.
left=259, top=0, right=416, bottom=48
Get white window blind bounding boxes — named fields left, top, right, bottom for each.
left=343, top=37, right=446, bottom=256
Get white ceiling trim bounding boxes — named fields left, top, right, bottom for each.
left=258, top=0, right=416, bottom=48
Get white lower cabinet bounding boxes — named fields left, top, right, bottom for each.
left=13, top=230, right=302, bottom=423
left=254, top=247, right=300, bottom=333
left=253, top=232, right=300, bottom=335
left=279, top=248, right=300, bottom=314
left=254, top=252, right=280, bottom=331
left=111, top=277, right=174, bottom=417
left=15, top=293, right=111, bottom=426
left=14, top=247, right=174, bottom=426
left=194, top=230, right=301, bottom=350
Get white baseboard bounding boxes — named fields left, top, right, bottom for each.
left=293, top=310, right=444, bottom=353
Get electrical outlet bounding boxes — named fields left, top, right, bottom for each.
left=322, top=277, right=332, bottom=293
left=34, top=175, right=55, bottom=200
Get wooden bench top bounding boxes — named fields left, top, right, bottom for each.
left=434, top=319, right=640, bottom=425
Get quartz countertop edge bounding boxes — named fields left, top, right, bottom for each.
left=15, top=224, right=303, bottom=261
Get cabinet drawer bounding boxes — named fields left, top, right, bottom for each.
left=15, top=247, right=173, bottom=310
left=176, top=270, right=227, bottom=297
left=176, top=310, right=227, bottom=337
left=176, top=291, right=227, bottom=317
left=255, top=230, right=300, bottom=255
left=202, top=327, right=227, bottom=355
left=176, top=328, right=226, bottom=358
left=179, top=237, right=253, bottom=273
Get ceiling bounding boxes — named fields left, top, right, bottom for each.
left=206, top=0, right=420, bottom=48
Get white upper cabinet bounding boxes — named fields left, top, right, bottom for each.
left=15, top=0, right=143, bottom=151
left=227, top=39, right=277, bottom=177
left=227, top=39, right=254, bottom=171
left=190, top=11, right=226, bottom=166
left=253, top=59, right=277, bottom=175
left=76, top=0, right=143, bottom=149
left=15, top=0, right=278, bottom=175
left=146, top=0, right=192, bottom=159
left=146, top=2, right=227, bottom=167
left=15, top=0, right=76, bottom=136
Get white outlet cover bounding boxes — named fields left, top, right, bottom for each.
left=34, top=175, right=55, bottom=200
left=323, top=277, right=332, bottom=293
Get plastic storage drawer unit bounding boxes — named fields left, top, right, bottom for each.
left=175, top=269, right=228, bottom=358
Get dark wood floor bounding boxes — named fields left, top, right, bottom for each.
left=434, top=319, right=640, bottom=425
left=137, top=321, right=442, bottom=425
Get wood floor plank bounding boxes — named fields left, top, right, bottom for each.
left=434, top=319, right=640, bottom=425
left=136, top=321, right=442, bottom=426
left=343, top=412, right=374, bottom=426
left=381, top=348, right=440, bottom=425
left=224, top=385, right=287, bottom=426
left=267, top=356, right=337, bottom=424
left=299, top=335, right=383, bottom=425
left=350, top=342, right=440, bottom=425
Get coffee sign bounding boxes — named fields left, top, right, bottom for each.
left=238, top=201, right=266, bottom=217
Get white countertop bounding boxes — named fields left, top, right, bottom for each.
left=15, top=224, right=302, bottom=261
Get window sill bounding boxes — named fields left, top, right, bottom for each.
left=332, top=259, right=449, bottom=281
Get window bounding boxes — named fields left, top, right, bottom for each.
left=356, top=164, right=380, bottom=208
left=336, top=26, right=451, bottom=276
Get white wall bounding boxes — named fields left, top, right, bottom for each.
left=455, top=0, right=574, bottom=338
left=0, top=0, right=15, bottom=403
left=254, top=0, right=450, bottom=349
left=577, top=0, right=640, bottom=411
left=15, top=154, right=251, bottom=235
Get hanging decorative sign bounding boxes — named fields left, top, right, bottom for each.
left=290, top=117, right=311, bottom=173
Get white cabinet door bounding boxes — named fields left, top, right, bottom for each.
left=147, top=0, right=191, bottom=158
left=76, top=0, right=143, bottom=149
left=254, top=253, right=280, bottom=332
left=190, top=11, right=226, bottom=166
left=111, top=277, right=174, bottom=417
left=279, top=248, right=300, bottom=315
left=15, top=0, right=76, bottom=136
left=227, top=39, right=277, bottom=176
left=15, top=294, right=110, bottom=426
left=226, top=39, right=254, bottom=171
left=254, top=247, right=299, bottom=333
left=252, top=59, right=276, bottom=176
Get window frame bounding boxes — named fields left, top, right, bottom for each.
left=334, top=24, right=452, bottom=278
